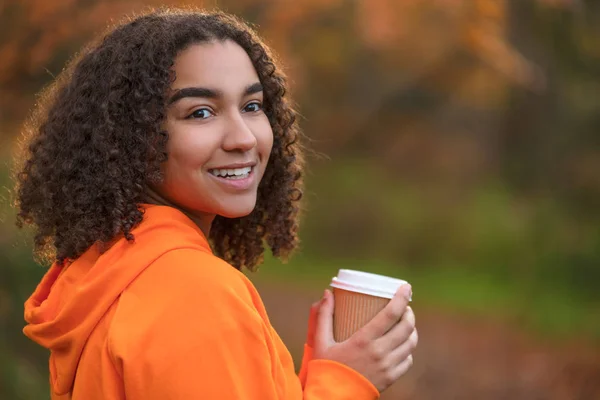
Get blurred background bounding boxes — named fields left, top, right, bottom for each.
left=1, top=0, right=599, bottom=398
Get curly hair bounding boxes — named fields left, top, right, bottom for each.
left=14, top=7, right=304, bottom=271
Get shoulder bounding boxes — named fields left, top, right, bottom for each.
left=124, top=248, right=258, bottom=314
left=145, top=248, right=249, bottom=288
left=107, top=249, right=274, bottom=378
left=109, top=248, right=266, bottom=359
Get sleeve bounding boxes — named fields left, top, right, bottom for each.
left=303, top=359, right=380, bottom=399
left=111, top=249, right=281, bottom=400
left=293, top=340, right=379, bottom=399
left=295, top=331, right=378, bottom=398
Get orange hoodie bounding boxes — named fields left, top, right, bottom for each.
left=23, top=204, right=379, bottom=399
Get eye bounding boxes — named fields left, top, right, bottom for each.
left=243, top=101, right=263, bottom=113
left=187, top=108, right=214, bottom=119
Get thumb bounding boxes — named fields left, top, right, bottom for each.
left=314, top=289, right=335, bottom=346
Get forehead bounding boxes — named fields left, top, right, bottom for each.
left=171, top=40, right=259, bottom=90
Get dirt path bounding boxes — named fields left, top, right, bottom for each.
left=253, top=278, right=600, bottom=399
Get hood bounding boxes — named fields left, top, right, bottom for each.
left=23, top=204, right=210, bottom=395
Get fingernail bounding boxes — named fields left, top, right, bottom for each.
left=401, top=284, right=412, bottom=300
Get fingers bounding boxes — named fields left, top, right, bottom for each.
left=377, top=306, right=415, bottom=351
left=387, top=354, right=414, bottom=385
left=386, top=327, right=418, bottom=367
left=314, top=289, right=335, bottom=346
left=308, top=298, right=323, bottom=322
left=359, top=284, right=411, bottom=340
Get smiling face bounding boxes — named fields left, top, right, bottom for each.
left=149, top=40, right=273, bottom=229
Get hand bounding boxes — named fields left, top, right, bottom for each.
left=312, top=285, right=418, bottom=393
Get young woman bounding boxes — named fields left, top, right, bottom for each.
left=16, top=8, right=417, bottom=399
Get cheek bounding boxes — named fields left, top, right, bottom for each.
left=165, top=129, right=216, bottom=171
left=258, top=122, right=274, bottom=156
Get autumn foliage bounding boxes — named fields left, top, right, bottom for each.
left=1, top=1, right=599, bottom=399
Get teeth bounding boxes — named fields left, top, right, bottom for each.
left=210, top=166, right=252, bottom=178
left=236, top=167, right=252, bottom=175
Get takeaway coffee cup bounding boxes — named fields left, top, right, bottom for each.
left=330, top=269, right=409, bottom=342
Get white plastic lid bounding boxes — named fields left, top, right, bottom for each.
left=330, top=269, right=408, bottom=299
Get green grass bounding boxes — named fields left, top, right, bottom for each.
left=256, top=160, right=600, bottom=342
left=253, top=252, right=600, bottom=342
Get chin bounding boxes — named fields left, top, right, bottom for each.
left=217, top=202, right=257, bottom=219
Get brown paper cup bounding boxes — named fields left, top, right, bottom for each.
left=332, top=287, right=391, bottom=342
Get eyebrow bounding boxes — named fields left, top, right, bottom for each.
left=168, top=82, right=264, bottom=105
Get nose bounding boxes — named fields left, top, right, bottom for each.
left=222, top=113, right=257, bottom=152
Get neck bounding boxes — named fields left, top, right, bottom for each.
left=142, top=188, right=215, bottom=238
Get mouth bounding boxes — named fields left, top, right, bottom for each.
left=208, top=165, right=254, bottom=180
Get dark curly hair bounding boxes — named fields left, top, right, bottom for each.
left=14, top=7, right=304, bottom=271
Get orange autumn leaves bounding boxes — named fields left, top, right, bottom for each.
left=1, top=0, right=541, bottom=125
